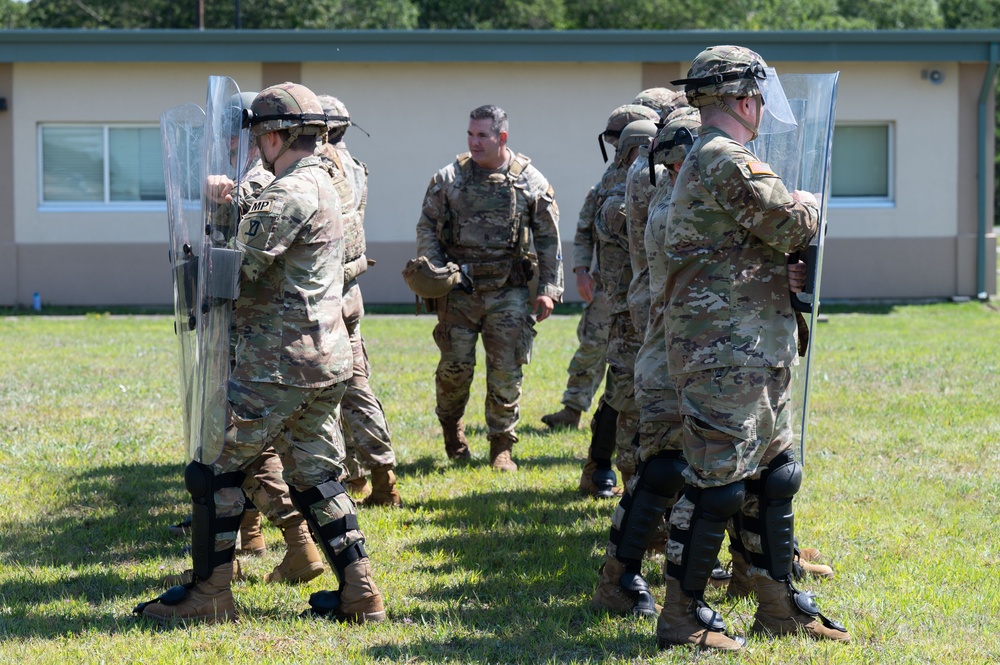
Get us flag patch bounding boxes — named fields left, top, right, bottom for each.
left=747, top=161, right=775, bottom=176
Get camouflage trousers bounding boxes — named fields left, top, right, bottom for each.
left=560, top=284, right=610, bottom=413
left=604, top=311, right=641, bottom=477
left=432, top=286, right=535, bottom=439
left=665, top=367, right=794, bottom=573
left=635, top=386, right=684, bottom=463
left=674, top=366, right=793, bottom=488
left=341, top=281, right=397, bottom=479
left=240, top=446, right=300, bottom=531
left=209, top=378, right=362, bottom=559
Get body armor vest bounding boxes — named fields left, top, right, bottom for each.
left=438, top=152, right=533, bottom=292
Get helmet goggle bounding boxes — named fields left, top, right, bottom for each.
left=649, top=127, right=696, bottom=186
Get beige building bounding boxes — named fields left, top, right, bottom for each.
left=0, top=30, right=997, bottom=306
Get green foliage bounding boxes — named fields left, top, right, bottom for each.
left=2, top=305, right=1000, bottom=662
left=940, top=0, right=1000, bottom=29
left=836, top=0, right=943, bottom=29
left=418, top=0, right=567, bottom=29
left=0, top=0, right=29, bottom=29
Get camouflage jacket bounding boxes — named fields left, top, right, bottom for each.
left=593, top=163, right=631, bottom=315
left=624, top=144, right=668, bottom=332
left=416, top=150, right=563, bottom=300
left=664, top=126, right=818, bottom=375
left=572, top=161, right=617, bottom=272
left=636, top=170, right=677, bottom=392
left=318, top=142, right=367, bottom=284
left=232, top=155, right=351, bottom=388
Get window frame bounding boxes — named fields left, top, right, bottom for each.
left=828, top=121, right=895, bottom=210
left=37, top=123, right=167, bottom=212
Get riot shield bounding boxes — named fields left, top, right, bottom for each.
left=161, top=103, right=205, bottom=454
left=748, top=73, right=839, bottom=464
left=191, top=76, right=247, bottom=464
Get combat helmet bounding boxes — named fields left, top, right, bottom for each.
left=615, top=119, right=657, bottom=167
left=671, top=45, right=767, bottom=108
left=600, top=103, right=659, bottom=163
left=317, top=95, right=350, bottom=131
left=648, top=107, right=700, bottom=186
left=245, top=82, right=327, bottom=138
left=244, top=82, right=327, bottom=171
left=632, top=87, right=688, bottom=118
left=402, top=257, right=469, bottom=299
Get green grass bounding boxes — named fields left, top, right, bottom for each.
left=1, top=303, right=999, bottom=663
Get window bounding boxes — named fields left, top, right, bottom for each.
left=830, top=123, right=893, bottom=206
left=39, top=124, right=165, bottom=208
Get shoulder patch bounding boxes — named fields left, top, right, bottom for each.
left=248, top=199, right=275, bottom=214
left=747, top=161, right=775, bottom=177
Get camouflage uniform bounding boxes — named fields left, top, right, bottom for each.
left=560, top=184, right=610, bottom=414
left=318, top=141, right=399, bottom=479
left=593, top=163, right=641, bottom=478
left=663, top=125, right=817, bottom=488
left=417, top=150, right=563, bottom=454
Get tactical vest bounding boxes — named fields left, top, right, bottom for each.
left=437, top=152, right=533, bottom=292
left=322, top=148, right=365, bottom=281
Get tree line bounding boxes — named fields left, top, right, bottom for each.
left=0, top=0, right=997, bottom=30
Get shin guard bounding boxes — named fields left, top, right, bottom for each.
left=185, top=461, right=245, bottom=581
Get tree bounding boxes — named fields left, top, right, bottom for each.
left=0, top=0, right=29, bottom=29
left=417, top=0, right=566, bottom=30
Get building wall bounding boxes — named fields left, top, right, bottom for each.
left=1, top=56, right=994, bottom=306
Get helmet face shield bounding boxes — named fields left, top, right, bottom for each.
left=757, top=66, right=798, bottom=135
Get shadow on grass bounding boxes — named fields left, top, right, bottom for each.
left=362, top=486, right=659, bottom=662
left=0, top=461, right=195, bottom=637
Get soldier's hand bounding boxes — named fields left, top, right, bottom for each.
left=792, top=189, right=819, bottom=208
left=534, top=295, right=555, bottom=321
left=205, top=175, right=235, bottom=204
left=575, top=270, right=594, bottom=303
left=788, top=260, right=807, bottom=293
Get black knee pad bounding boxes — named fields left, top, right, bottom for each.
left=754, top=452, right=803, bottom=578
left=640, top=451, right=687, bottom=498
left=668, top=482, right=745, bottom=596
left=589, top=403, right=619, bottom=464
left=184, top=461, right=245, bottom=580
left=289, top=478, right=367, bottom=585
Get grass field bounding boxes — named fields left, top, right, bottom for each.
left=1, top=302, right=999, bottom=664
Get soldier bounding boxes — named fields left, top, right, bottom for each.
left=655, top=46, right=848, bottom=650
left=316, top=95, right=402, bottom=508
left=592, top=109, right=700, bottom=618
left=414, top=105, right=563, bottom=471
left=538, top=182, right=610, bottom=431
left=632, top=87, right=688, bottom=118
left=569, top=104, right=659, bottom=498
left=168, top=91, right=326, bottom=586
left=136, top=82, right=384, bottom=624
left=586, top=117, right=658, bottom=500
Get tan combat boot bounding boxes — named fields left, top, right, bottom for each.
left=345, top=476, right=372, bottom=501
left=794, top=547, right=834, bottom=580
left=725, top=550, right=753, bottom=600
left=751, top=573, right=850, bottom=641
left=441, top=418, right=471, bottom=460
left=264, top=521, right=325, bottom=584
left=541, top=406, right=582, bottom=429
left=489, top=434, right=518, bottom=472
left=590, top=556, right=660, bottom=617
left=338, top=557, right=387, bottom=623
left=656, top=577, right=745, bottom=651
left=362, top=466, right=402, bottom=508
left=140, top=561, right=237, bottom=624
left=238, top=509, right=267, bottom=556
left=161, top=559, right=245, bottom=588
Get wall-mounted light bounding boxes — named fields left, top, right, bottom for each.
left=921, top=69, right=945, bottom=85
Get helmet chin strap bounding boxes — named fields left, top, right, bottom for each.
left=259, top=128, right=306, bottom=174
left=714, top=97, right=761, bottom=141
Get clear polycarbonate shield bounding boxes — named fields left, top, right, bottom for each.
left=756, top=67, right=798, bottom=136
left=748, top=72, right=839, bottom=464
left=191, top=75, right=248, bottom=464
left=161, top=103, right=205, bottom=454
